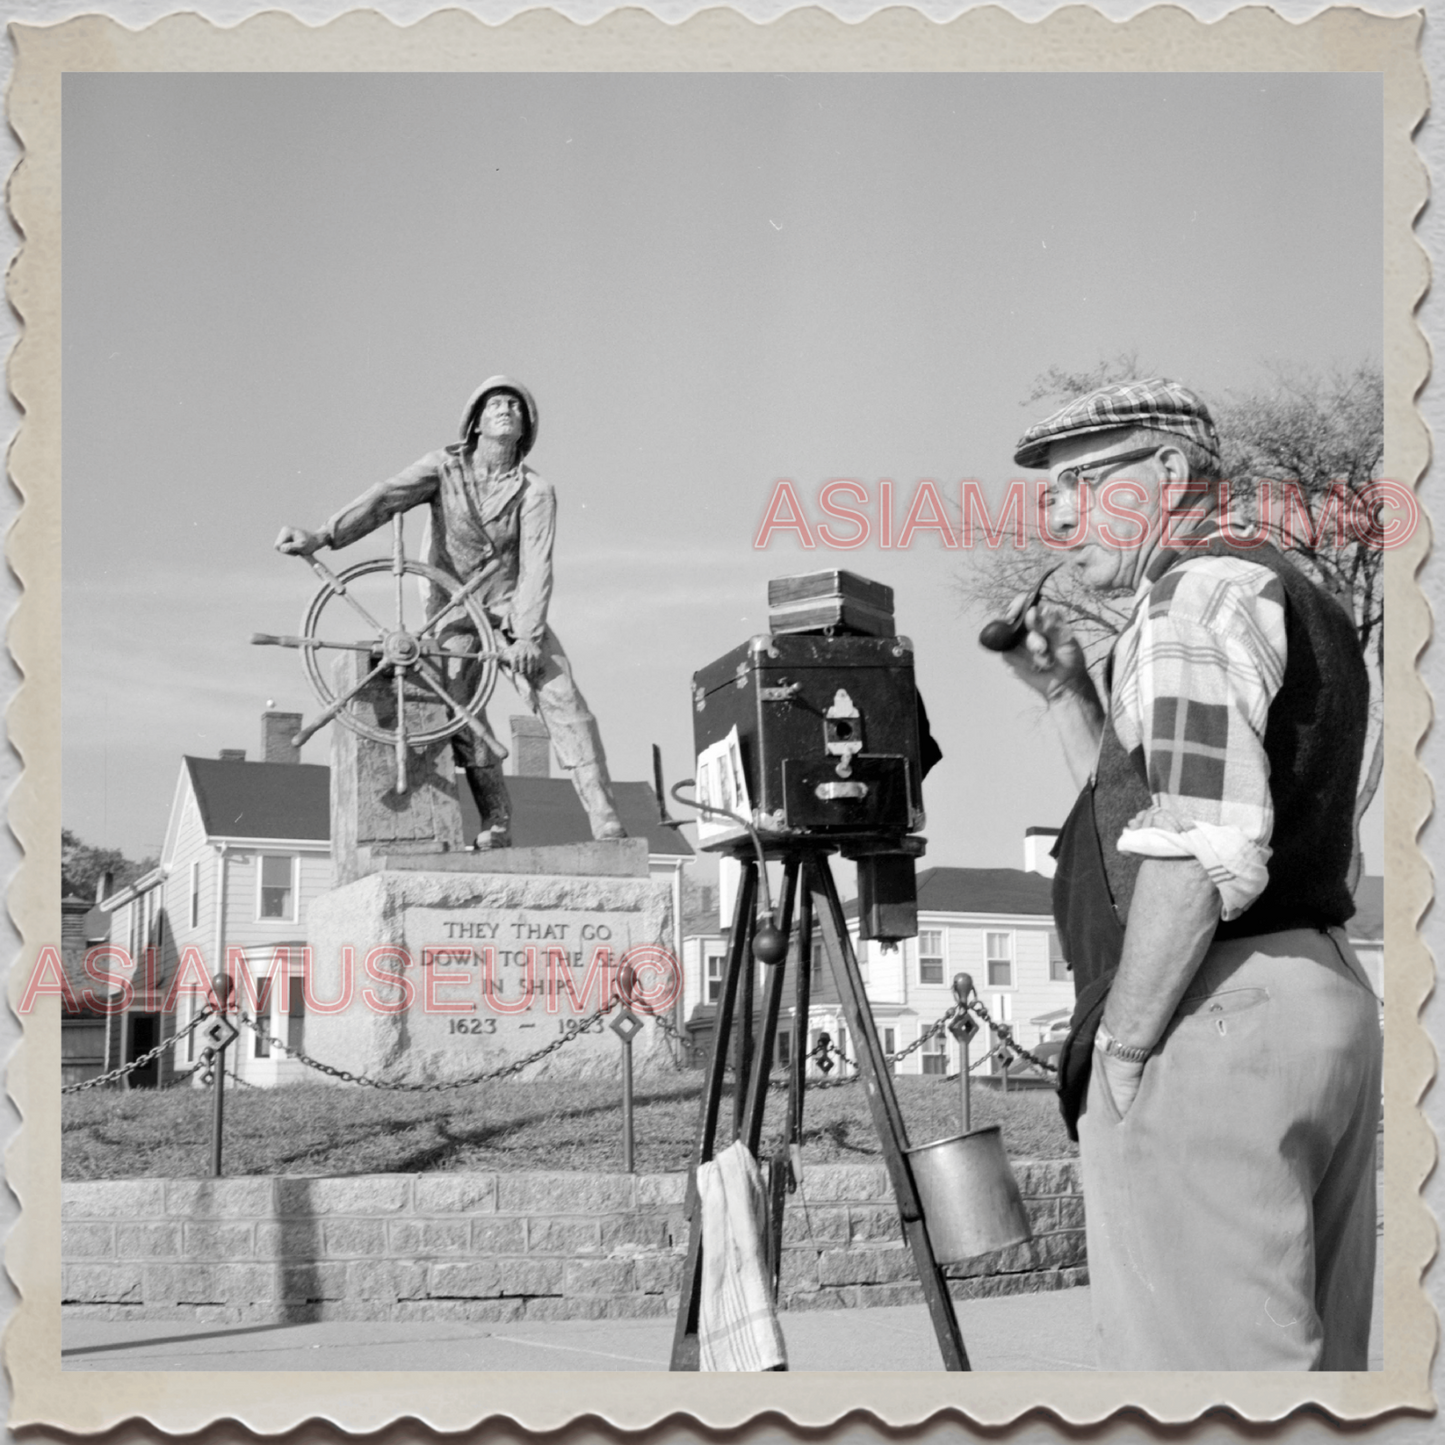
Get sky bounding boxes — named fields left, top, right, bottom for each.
left=61, top=71, right=1385, bottom=878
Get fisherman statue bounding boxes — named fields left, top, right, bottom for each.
left=275, top=376, right=627, bottom=847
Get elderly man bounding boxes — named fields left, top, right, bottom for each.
left=997, top=379, right=1380, bottom=1370
left=276, top=376, right=626, bottom=847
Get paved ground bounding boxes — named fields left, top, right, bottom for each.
left=61, top=1252, right=1383, bottom=1372
left=61, top=1289, right=1096, bottom=1372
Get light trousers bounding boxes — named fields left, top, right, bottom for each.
left=447, top=622, right=622, bottom=837
left=1078, top=927, right=1382, bottom=1371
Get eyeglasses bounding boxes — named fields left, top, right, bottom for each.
left=1046, top=445, right=1163, bottom=504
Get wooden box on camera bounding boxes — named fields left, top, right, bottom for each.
left=767, top=570, right=897, bottom=639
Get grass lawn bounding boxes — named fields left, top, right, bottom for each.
left=62, top=1072, right=1075, bottom=1181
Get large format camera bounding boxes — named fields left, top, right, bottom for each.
left=690, top=570, right=930, bottom=944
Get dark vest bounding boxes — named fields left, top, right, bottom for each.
left=1088, top=538, right=1367, bottom=946
left=1049, top=539, right=1368, bottom=1137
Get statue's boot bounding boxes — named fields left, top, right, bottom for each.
left=462, top=762, right=512, bottom=849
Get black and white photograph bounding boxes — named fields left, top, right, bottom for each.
left=3, top=2, right=1435, bottom=1435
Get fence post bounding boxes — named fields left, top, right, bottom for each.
left=207, top=972, right=236, bottom=1178
left=610, top=965, right=643, bottom=1173
left=950, top=973, right=980, bottom=1135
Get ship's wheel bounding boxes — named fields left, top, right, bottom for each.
left=253, top=516, right=508, bottom=793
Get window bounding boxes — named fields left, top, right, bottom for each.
left=189, top=862, right=200, bottom=930
left=1048, top=929, right=1069, bottom=982
left=253, top=974, right=303, bottom=1058
left=882, top=1027, right=896, bottom=1059
left=918, top=929, right=944, bottom=986
left=811, top=939, right=824, bottom=990
left=253, top=977, right=274, bottom=1058
left=259, top=855, right=294, bottom=920
left=986, top=931, right=1013, bottom=987
left=286, top=988, right=305, bottom=1052
left=777, top=1031, right=791, bottom=1068
left=705, top=948, right=725, bottom=1004
left=921, top=1027, right=947, bottom=1075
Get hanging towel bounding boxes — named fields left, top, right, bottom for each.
left=697, top=1139, right=788, bottom=1371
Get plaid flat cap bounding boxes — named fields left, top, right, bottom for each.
left=1013, top=377, right=1221, bottom=470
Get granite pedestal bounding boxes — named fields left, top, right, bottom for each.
left=303, top=841, right=676, bottom=1082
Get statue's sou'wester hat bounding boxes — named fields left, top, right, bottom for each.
left=459, top=376, right=539, bottom=458
left=1013, top=377, right=1221, bottom=471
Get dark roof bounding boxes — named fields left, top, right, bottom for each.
left=842, top=866, right=1055, bottom=919
left=459, top=777, right=693, bottom=858
left=185, top=757, right=331, bottom=841
left=847, top=867, right=1385, bottom=933
left=1349, top=874, right=1383, bottom=943
left=916, top=867, right=1055, bottom=915
left=78, top=903, right=110, bottom=943
left=185, top=756, right=691, bottom=856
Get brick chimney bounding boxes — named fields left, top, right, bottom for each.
left=509, top=715, right=551, bottom=778
left=1024, top=826, right=1060, bottom=879
left=261, top=709, right=304, bottom=765
left=219, top=749, right=247, bottom=763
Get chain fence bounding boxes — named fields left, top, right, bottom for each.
left=787, top=994, right=1059, bottom=1091
left=63, top=993, right=692, bottom=1098
left=63, top=985, right=1058, bottom=1099
left=60, top=1004, right=217, bottom=1095
left=650, top=1007, right=689, bottom=1068
left=230, top=995, right=631, bottom=1091
left=62, top=973, right=1062, bottom=1189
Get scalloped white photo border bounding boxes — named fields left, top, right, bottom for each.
left=3, top=5, right=1432, bottom=1433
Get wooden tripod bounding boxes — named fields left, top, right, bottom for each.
left=669, top=845, right=970, bottom=1370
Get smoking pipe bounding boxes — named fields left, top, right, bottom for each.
left=977, top=564, right=1062, bottom=652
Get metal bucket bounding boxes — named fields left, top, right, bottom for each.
left=906, top=1126, right=1032, bottom=1264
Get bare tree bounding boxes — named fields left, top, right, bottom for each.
left=958, top=359, right=1386, bottom=886
left=1214, top=362, right=1384, bottom=890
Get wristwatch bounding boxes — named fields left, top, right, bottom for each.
left=1096, top=1022, right=1153, bottom=1065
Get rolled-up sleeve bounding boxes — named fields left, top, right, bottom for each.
left=324, top=454, right=443, bottom=550
left=1111, top=558, right=1288, bottom=920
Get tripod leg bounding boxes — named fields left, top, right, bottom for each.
left=732, top=883, right=759, bottom=1137
left=791, top=882, right=814, bottom=1148
left=743, top=857, right=800, bottom=1154
left=808, top=855, right=971, bottom=1371
left=669, top=859, right=757, bottom=1371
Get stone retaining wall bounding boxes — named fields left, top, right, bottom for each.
left=62, top=1162, right=1085, bottom=1324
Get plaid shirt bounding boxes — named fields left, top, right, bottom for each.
left=1106, top=553, right=1288, bottom=919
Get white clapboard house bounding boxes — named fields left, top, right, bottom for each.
left=681, top=829, right=1071, bottom=1076
left=95, top=711, right=691, bottom=1087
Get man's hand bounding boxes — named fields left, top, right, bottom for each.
left=1095, top=1048, right=1146, bottom=1118
left=993, top=594, right=1105, bottom=790
left=999, top=598, right=1091, bottom=702
left=275, top=526, right=328, bottom=557
left=506, top=638, right=544, bottom=681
